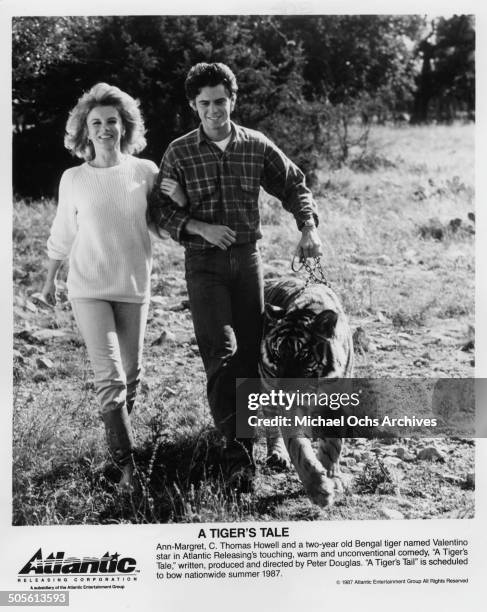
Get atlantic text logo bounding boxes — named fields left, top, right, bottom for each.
left=19, top=549, right=137, bottom=576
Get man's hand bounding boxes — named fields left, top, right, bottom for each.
left=200, top=224, right=237, bottom=250
left=160, top=178, right=187, bottom=207
left=184, top=219, right=237, bottom=250
left=296, top=226, right=323, bottom=259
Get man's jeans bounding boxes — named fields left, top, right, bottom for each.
left=185, top=243, right=263, bottom=469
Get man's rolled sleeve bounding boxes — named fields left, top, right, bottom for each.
left=148, top=148, right=191, bottom=243
left=261, top=139, right=319, bottom=230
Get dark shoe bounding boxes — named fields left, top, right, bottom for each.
left=227, top=464, right=255, bottom=494
left=223, top=439, right=255, bottom=494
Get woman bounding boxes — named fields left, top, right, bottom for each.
left=42, top=83, right=185, bottom=490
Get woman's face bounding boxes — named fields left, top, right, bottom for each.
left=86, top=105, right=124, bottom=155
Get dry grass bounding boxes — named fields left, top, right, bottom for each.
left=12, top=123, right=475, bottom=524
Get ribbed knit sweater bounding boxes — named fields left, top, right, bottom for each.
left=47, top=155, right=158, bottom=303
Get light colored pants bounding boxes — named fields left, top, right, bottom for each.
left=71, top=299, right=149, bottom=463
left=71, top=299, right=149, bottom=414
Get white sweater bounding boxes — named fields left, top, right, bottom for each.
left=47, top=155, right=158, bottom=303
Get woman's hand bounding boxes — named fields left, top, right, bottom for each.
left=38, top=258, right=63, bottom=307
left=40, top=279, right=57, bottom=306
left=160, top=178, right=187, bottom=208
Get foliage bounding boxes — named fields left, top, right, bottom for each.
left=12, top=17, right=99, bottom=96
left=12, top=15, right=475, bottom=197
left=277, top=15, right=424, bottom=110
left=355, top=457, right=397, bottom=495
left=434, top=16, right=475, bottom=115
left=12, top=125, right=475, bottom=523
left=12, top=15, right=313, bottom=196
left=412, top=15, right=475, bottom=123
left=12, top=17, right=104, bottom=196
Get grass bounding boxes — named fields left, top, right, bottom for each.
left=12, top=124, right=475, bottom=524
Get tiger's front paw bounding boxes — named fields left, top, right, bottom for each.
left=333, top=471, right=353, bottom=494
left=304, top=473, right=335, bottom=508
left=266, top=437, right=291, bottom=471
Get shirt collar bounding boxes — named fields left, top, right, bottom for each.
left=197, top=121, right=239, bottom=148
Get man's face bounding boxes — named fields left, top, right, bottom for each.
left=190, top=84, right=236, bottom=140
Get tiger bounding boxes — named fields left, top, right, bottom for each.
left=259, top=277, right=354, bottom=507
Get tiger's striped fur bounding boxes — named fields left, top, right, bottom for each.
left=260, top=277, right=354, bottom=507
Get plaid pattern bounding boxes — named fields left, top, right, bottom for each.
left=148, top=122, right=318, bottom=249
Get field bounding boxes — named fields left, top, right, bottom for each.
left=12, top=124, right=475, bottom=525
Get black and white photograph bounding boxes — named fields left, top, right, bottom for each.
left=10, top=11, right=476, bottom=524
left=1, top=3, right=485, bottom=611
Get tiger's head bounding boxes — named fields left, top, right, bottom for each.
left=260, top=304, right=341, bottom=379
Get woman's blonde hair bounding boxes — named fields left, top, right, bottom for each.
left=64, top=83, right=147, bottom=160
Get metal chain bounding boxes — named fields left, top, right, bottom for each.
left=291, top=255, right=331, bottom=289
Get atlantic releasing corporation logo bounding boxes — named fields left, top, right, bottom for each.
left=18, top=549, right=138, bottom=584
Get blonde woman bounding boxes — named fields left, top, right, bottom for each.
left=41, top=83, right=185, bottom=489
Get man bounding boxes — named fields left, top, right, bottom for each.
left=149, top=62, right=322, bottom=490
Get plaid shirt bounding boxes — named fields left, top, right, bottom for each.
left=148, top=122, right=319, bottom=249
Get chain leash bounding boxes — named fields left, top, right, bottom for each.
left=291, top=255, right=331, bottom=290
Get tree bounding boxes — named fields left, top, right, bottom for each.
left=12, top=17, right=104, bottom=196
left=276, top=15, right=424, bottom=112
left=411, top=15, right=475, bottom=123
left=12, top=14, right=475, bottom=197
left=12, top=15, right=313, bottom=196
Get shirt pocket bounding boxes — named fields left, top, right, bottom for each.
left=185, top=167, right=218, bottom=208
left=237, top=166, right=261, bottom=204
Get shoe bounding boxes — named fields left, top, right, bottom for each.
left=226, top=464, right=255, bottom=494
left=223, top=438, right=255, bottom=494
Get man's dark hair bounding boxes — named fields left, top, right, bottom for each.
left=185, top=62, right=238, bottom=100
